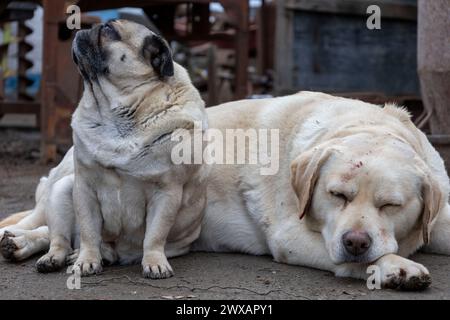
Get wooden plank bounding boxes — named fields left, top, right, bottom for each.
left=78, top=0, right=212, bottom=12
left=0, top=7, right=34, bottom=23
left=229, top=0, right=249, bottom=99
left=207, top=45, right=218, bottom=106
left=256, top=1, right=276, bottom=74
left=275, top=0, right=295, bottom=93
left=0, top=101, right=40, bottom=114
left=41, top=0, right=65, bottom=162
left=428, top=134, right=450, bottom=145
left=165, top=32, right=235, bottom=43
left=285, top=0, right=417, bottom=21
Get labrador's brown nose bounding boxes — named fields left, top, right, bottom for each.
left=342, top=231, right=372, bottom=256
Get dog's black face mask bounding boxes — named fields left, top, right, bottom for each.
left=72, top=20, right=174, bottom=82
left=72, top=24, right=108, bottom=81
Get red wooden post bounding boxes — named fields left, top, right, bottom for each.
left=41, top=0, right=66, bottom=162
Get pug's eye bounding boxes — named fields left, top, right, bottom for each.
left=103, top=24, right=113, bottom=34
left=102, top=23, right=120, bottom=40
left=330, top=191, right=348, bottom=203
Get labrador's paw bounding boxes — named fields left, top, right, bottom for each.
left=0, top=228, right=15, bottom=241
left=0, top=230, right=34, bottom=261
left=36, top=250, right=67, bottom=273
left=0, top=231, right=18, bottom=260
left=378, top=254, right=431, bottom=291
left=0, top=228, right=7, bottom=241
left=142, top=251, right=174, bottom=279
left=73, top=253, right=102, bottom=276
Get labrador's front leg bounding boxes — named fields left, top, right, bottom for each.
left=336, top=254, right=431, bottom=290
left=372, top=254, right=431, bottom=290
left=270, top=220, right=431, bottom=290
left=142, top=185, right=182, bottom=279
left=73, top=176, right=103, bottom=276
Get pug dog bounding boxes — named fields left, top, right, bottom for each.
left=0, top=19, right=208, bottom=279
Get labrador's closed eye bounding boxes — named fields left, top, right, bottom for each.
left=330, top=191, right=348, bottom=203
left=379, top=203, right=402, bottom=211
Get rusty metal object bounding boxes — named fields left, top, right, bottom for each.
left=17, top=20, right=34, bottom=101
left=0, top=2, right=38, bottom=120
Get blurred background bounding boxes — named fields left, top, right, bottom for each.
left=0, top=0, right=449, bottom=167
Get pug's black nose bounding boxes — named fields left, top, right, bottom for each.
left=342, top=231, right=371, bottom=256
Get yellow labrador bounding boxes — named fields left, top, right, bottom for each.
left=194, top=91, right=450, bottom=290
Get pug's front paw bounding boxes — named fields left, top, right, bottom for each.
left=142, top=251, right=174, bottom=279
left=36, top=249, right=67, bottom=273
left=73, top=251, right=102, bottom=276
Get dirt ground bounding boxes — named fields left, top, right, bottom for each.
left=1, top=128, right=450, bottom=300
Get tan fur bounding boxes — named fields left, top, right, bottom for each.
left=0, top=211, right=31, bottom=228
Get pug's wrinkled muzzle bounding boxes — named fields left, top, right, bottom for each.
left=72, top=25, right=107, bottom=81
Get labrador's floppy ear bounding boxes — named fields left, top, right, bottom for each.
left=417, top=159, right=445, bottom=245
left=290, top=144, right=335, bottom=219
left=142, top=34, right=174, bottom=77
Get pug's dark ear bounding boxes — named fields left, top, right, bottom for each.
left=142, top=35, right=174, bottom=77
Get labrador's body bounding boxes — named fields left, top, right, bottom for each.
left=2, top=92, right=450, bottom=290
left=194, top=92, right=450, bottom=289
